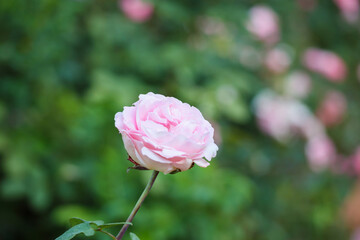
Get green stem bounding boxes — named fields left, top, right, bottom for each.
left=98, top=229, right=117, bottom=240
left=116, top=170, right=159, bottom=240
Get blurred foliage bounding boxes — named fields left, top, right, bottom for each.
left=0, top=0, right=359, bottom=239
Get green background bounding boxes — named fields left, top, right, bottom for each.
left=1, top=0, right=359, bottom=239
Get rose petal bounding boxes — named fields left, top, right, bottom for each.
left=141, top=147, right=172, bottom=163
left=154, top=148, right=186, bottom=159
left=141, top=120, right=169, bottom=141
left=122, top=106, right=137, bottom=130
left=203, top=142, right=218, bottom=161
left=135, top=94, right=164, bottom=127
left=194, top=158, right=210, bottom=168
left=122, top=133, right=146, bottom=167
left=172, top=158, right=193, bottom=171
left=167, top=134, right=205, bottom=154
left=115, top=112, right=124, bottom=131
left=148, top=111, right=167, bottom=125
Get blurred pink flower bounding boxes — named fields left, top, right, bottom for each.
left=305, top=136, right=336, bottom=172
left=301, top=115, right=325, bottom=140
left=246, top=5, right=280, bottom=45
left=253, top=90, right=337, bottom=172
left=264, top=47, right=291, bottom=74
left=334, top=0, right=359, bottom=23
left=357, top=64, right=360, bottom=82
left=316, top=91, right=347, bottom=127
left=303, top=48, right=347, bottom=82
left=253, top=90, right=322, bottom=142
left=120, top=0, right=154, bottom=22
left=285, top=71, right=312, bottom=99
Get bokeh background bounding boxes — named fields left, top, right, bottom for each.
left=1, top=0, right=360, bottom=239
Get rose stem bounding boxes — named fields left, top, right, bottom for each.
left=116, top=170, right=160, bottom=240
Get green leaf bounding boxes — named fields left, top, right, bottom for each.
left=88, top=220, right=105, bottom=228
left=130, top=232, right=140, bottom=240
left=97, top=222, right=132, bottom=229
left=56, top=218, right=111, bottom=240
left=55, top=222, right=95, bottom=240
left=69, top=217, right=86, bottom=227
left=69, top=217, right=104, bottom=228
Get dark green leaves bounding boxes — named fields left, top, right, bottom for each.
left=55, top=218, right=131, bottom=240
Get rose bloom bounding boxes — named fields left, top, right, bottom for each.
left=334, top=0, right=359, bottom=23
left=246, top=5, right=280, bottom=45
left=316, top=90, right=347, bottom=127
left=115, top=92, right=218, bottom=174
left=305, top=135, right=336, bottom=172
left=303, top=48, right=347, bottom=82
left=119, top=0, right=154, bottom=23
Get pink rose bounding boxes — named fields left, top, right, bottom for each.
left=246, top=5, right=280, bottom=45
left=316, top=90, right=347, bottom=127
left=115, top=92, right=218, bottom=174
left=303, top=48, right=347, bottom=82
left=119, top=0, right=154, bottom=23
